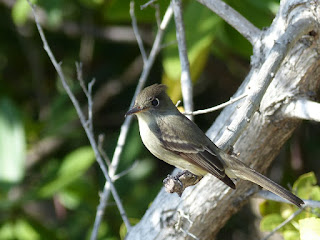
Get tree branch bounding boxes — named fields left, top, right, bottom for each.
left=172, top=0, right=194, bottom=119
left=196, top=0, right=261, bottom=45
left=184, top=93, right=247, bottom=116
left=130, top=1, right=147, bottom=64
left=26, top=55, right=143, bottom=170
left=282, top=98, right=320, bottom=122
left=215, top=16, right=315, bottom=150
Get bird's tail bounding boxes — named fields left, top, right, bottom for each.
left=224, top=154, right=304, bottom=208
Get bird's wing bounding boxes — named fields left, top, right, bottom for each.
left=157, top=113, right=235, bottom=189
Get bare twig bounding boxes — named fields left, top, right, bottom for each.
left=90, top=5, right=173, bottom=240
left=184, top=93, right=247, bottom=116
left=92, top=56, right=143, bottom=114
left=76, top=62, right=88, bottom=96
left=98, top=134, right=111, bottom=167
left=154, top=4, right=161, bottom=28
left=26, top=56, right=143, bottom=170
left=87, top=79, right=95, bottom=130
left=25, top=0, right=131, bottom=233
left=261, top=207, right=305, bottom=240
left=140, top=0, right=158, bottom=10
left=112, top=160, right=139, bottom=181
left=282, top=98, right=320, bottom=122
left=130, top=1, right=147, bottom=64
left=76, top=62, right=95, bottom=131
left=172, top=0, right=194, bottom=120
left=196, top=0, right=261, bottom=45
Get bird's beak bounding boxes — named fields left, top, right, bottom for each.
left=125, top=106, right=142, bottom=117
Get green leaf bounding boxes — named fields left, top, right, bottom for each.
left=162, top=1, right=221, bottom=102
left=213, top=22, right=252, bottom=59
left=38, top=0, right=63, bottom=27
left=293, top=172, right=320, bottom=201
left=0, top=219, right=40, bottom=240
left=57, top=177, right=98, bottom=210
left=58, top=146, right=94, bottom=175
left=260, top=213, right=284, bottom=231
left=58, top=190, right=81, bottom=210
left=128, top=158, right=155, bottom=180
left=14, top=219, right=41, bottom=240
left=12, top=0, right=31, bottom=26
left=259, top=200, right=281, bottom=217
left=38, top=146, right=95, bottom=197
left=79, top=0, right=104, bottom=8
left=225, top=0, right=277, bottom=28
left=46, top=92, right=77, bottom=136
left=299, top=218, right=320, bottom=240
left=259, top=173, right=320, bottom=240
left=0, top=98, right=25, bottom=185
left=283, top=230, right=300, bottom=240
left=0, top=221, right=14, bottom=239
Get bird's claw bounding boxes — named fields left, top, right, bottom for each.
left=163, top=171, right=202, bottom=197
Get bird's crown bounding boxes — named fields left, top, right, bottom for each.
left=136, top=84, right=167, bottom=103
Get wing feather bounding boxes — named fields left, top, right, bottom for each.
left=156, top=113, right=235, bottom=189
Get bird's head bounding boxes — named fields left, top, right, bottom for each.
left=125, top=84, right=176, bottom=117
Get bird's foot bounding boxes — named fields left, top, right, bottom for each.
left=226, top=145, right=241, bottom=157
left=163, top=171, right=202, bottom=197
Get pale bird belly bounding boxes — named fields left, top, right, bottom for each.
left=138, top=118, right=207, bottom=176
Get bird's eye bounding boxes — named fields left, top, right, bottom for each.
left=151, top=98, right=159, bottom=107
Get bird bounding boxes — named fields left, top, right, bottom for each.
left=126, top=83, right=304, bottom=207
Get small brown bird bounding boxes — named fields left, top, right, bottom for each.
left=126, top=84, right=304, bottom=207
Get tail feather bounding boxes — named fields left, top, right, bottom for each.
left=239, top=167, right=304, bottom=207
left=224, top=154, right=304, bottom=208
left=219, top=174, right=236, bottom=189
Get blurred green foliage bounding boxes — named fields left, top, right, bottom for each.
left=0, top=0, right=318, bottom=239
left=260, top=172, right=320, bottom=240
left=0, top=98, right=25, bottom=186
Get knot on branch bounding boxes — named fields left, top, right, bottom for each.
left=163, top=171, right=202, bottom=196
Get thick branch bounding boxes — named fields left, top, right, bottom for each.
left=215, top=17, right=315, bottom=150
left=282, top=98, right=320, bottom=122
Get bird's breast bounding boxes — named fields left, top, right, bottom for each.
left=137, top=115, right=167, bottom=159
left=136, top=114, right=207, bottom=176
